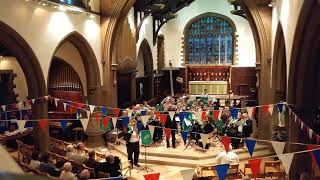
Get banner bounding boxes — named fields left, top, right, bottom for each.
left=141, top=130, right=152, bottom=146
left=271, top=141, right=285, bottom=156
left=245, top=139, right=256, bottom=157
left=214, top=164, right=229, bottom=180
left=279, top=153, right=294, bottom=175
left=248, top=158, right=262, bottom=179
left=221, top=136, right=231, bottom=152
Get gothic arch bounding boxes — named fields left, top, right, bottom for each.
left=272, top=22, right=287, bottom=103
left=51, top=31, right=101, bottom=104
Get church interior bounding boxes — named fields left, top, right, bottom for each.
left=0, top=0, right=319, bottom=179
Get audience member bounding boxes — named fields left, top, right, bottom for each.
left=66, top=144, right=75, bottom=161
left=98, top=155, right=121, bottom=177
left=29, top=151, right=40, bottom=170
left=78, top=169, right=90, bottom=180
left=73, top=142, right=87, bottom=165
left=59, top=162, right=77, bottom=180
left=39, top=153, right=54, bottom=174
left=215, top=145, right=239, bottom=164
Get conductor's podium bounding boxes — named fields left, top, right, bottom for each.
left=189, top=81, right=228, bottom=94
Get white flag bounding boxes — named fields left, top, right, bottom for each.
left=268, top=105, right=274, bottom=116
left=246, top=107, right=254, bottom=119
left=1, top=105, right=6, bottom=112
left=271, top=141, right=285, bottom=156
left=86, top=110, right=91, bottom=119
left=31, top=99, right=35, bottom=104
left=169, top=111, right=175, bottom=120
left=200, top=133, right=209, bottom=148
left=127, top=109, right=133, bottom=117
left=17, top=101, right=24, bottom=110
left=149, top=125, right=155, bottom=138
left=16, top=120, right=26, bottom=131
left=309, top=129, right=313, bottom=139
left=63, top=103, right=67, bottom=111
left=141, top=115, right=150, bottom=127
left=279, top=153, right=294, bottom=175
left=180, top=169, right=195, bottom=180
left=111, top=117, right=118, bottom=128
left=195, top=111, right=202, bottom=122
left=54, top=98, right=59, bottom=107
left=89, top=105, right=95, bottom=114
left=80, top=118, right=89, bottom=131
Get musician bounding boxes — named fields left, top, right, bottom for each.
left=200, top=116, right=215, bottom=149
left=147, top=112, right=163, bottom=142
left=125, top=118, right=140, bottom=167
left=164, top=112, right=177, bottom=148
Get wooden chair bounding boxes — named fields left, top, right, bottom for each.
left=226, top=163, right=242, bottom=179
left=240, top=163, right=265, bottom=178
left=264, top=161, right=282, bottom=178
left=198, top=164, right=216, bottom=178
left=97, top=171, right=110, bottom=178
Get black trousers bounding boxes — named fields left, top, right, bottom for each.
left=127, top=141, right=140, bottom=165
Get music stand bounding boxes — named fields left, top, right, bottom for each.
left=138, top=130, right=153, bottom=173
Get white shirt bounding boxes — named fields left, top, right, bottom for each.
left=130, top=126, right=140, bottom=143
left=66, top=152, right=75, bottom=161
left=60, top=171, right=77, bottom=180
left=215, top=151, right=239, bottom=164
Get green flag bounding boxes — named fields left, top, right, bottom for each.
left=141, top=130, right=152, bottom=146
left=99, top=119, right=112, bottom=131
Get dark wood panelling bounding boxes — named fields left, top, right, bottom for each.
left=231, top=67, right=256, bottom=96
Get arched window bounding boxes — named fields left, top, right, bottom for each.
left=185, top=13, right=236, bottom=65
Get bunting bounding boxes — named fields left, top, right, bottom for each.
left=262, top=105, right=269, bottom=117
left=148, top=125, right=155, bottom=139
left=141, top=115, right=150, bottom=127
left=141, top=110, right=146, bottom=116
left=86, top=111, right=91, bottom=119
left=89, top=105, right=95, bottom=114
left=17, top=101, right=24, bottom=110
left=277, top=103, right=284, bottom=113
left=279, top=153, right=294, bottom=175
left=143, top=173, right=160, bottom=180
left=195, top=111, right=202, bottom=122
left=179, top=169, right=195, bottom=180
left=137, top=122, right=143, bottom=133
left=309, top=128, right=313, bottom=139
left=63, top=103, right=67, bottom=111
left=200, top=133, right=209, bottom=148
left=246, top=107, right=255, bottom=119
left=31, top=99, right=35, bottom=104
left=268, top=105, right=274, bottom=116
left=313, top=149, right=320, bottom=168
left=113, top=108, right=121, bottom=117
left=245, top=139, right=256, bottom=157
left=121, top=116, right=129, bottom=128
left=165, top=128, right=171, bottom=140
left=127, top=109, right=133, bottom=117
left=214, top=164, right=229, bottom=180
left=60, top=120, right=68, bottom=129
left=221, top=136, right=231, bottom=152
left=16, top=120, right=26, bottom=131
left=111, top=117, right=118, bottom=128
left=181, top=131, right=188, bottom=144
left=80, top=118, right=89, bottom=131
left=159, top=114, right=167, bottom=126
left=229, top=108, right=239, bottom=119
left=102, top=117, right=109, bottom=128
left=1, top=105, right=6, bottom=112
left=248, top=158, right=262, bottom=179
left=271, top=141, right=285, bottom=156
left=212, top=110, right=221, bottom=120
left=169, top=111, right=175, bottom=120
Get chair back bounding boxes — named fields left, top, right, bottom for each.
left=264, top=160, right=281, bottom=173
left=228, top=163, right=239, bottom=175
left=97, top=171, right=110, bottom=178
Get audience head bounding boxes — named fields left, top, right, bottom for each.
left=79, top=169, right=90, bottom=179
left=105, top=155, right=115, bottom=164
left=76, top=142, right=85, bottom=152
left=40, top=153, right=49, bottom=163
left=66, top=144, right=75, bottom=152
left=55, top=160, right=66, bottom=169
left=88, top=151, right=95, bottom=159
left=242, top=112, right=249, bottom=120
left=31, top=151, right=40, bottom=161
left=62, top=162, right=73, bottom=172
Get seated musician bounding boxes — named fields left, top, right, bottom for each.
left=228, top=112, right=253, bottom=149
left=147, top=111, right=162, bottom=142
left=200, top=115, right=215, bottom=149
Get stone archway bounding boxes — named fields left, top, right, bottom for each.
left=52, top=32, right=101, bottom=105
left=0, top=21, right=48, bottom=152
left=136, top=39, right=154, bottom=102
left=272, top=23, right=287, bottom=103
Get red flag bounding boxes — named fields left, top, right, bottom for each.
left=249, top=159, right=262, bottom=179
left=221, top=136, right=231, bottom=152
left=212, top=110, right=220, bottom=120
left=165, top=128, right=171, bottom=140
left=143, top=173, right=160, bottom=180
left=201, top=111, right=206, bottom=121
left=95, top=113, right=101, bottom=123
left=101, top=117, right=109, bottom=128
left=159, top=114, right=167, bottom=126
left=113, top=108, right=121, bottom=117
left=77, top=103, right=83, bottom=109
left=306, top=145, right=320, bottom=166
left=262, top=105, right=269, bottom=117
left=155, top=112, right=161, bottom=119
left=39, top=120, right=48, bottom=132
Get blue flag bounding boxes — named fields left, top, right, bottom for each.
left=101, top=107, right=107, bottom=117
left=121, top=116, right=129, bottom=127
left=66, top=101, right=70, bottom=109
left=76, top=109, right=81, bottom=117
left=277, top=103, right=284, bottom=113
left=313, top=149, right=320, bottom=167
left=141, top=110, right=146, bottom=116
left=214, top=164, right=229, bottom=180
left=106, top=177, right=123, bottom=180
left=181, top=131, right=188, bottom=144
left=60, top=120, right=68, bottom=129
left=137, top=122, right=143, bottom=133
left=229, top=108, right=239, bottom=119
left=245, top=139, right=256, bottom=157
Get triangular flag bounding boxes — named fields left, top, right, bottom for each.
left=229, top=108, right=239, bottom=119
left=101, top=117, right=109, bottom=128
left=214, top=164, right=229, bottom=180
left=141, top=110, right=146, bottom=116
left=200, top=133, right=209, bottom=148
left=1, top=105, right=6, bottom=112
left=246, top=107, right=256, bottom=119
left=181, top=131, right=188, bottom=144
left=179, top=169, right=194, bottom=180
left=89, top=105, right=95, bottom=114
left=271, top=141, right=285, bottom=156
left=141, top=115, right=150, bottom=127
left=39, top=120, right=48, bottom=132
left=113, top=108, right=121, bottom=117
left=80, top=118, right=89, bottom=131
left=277, top=103, right=284, bottom=113
left=101, top=107, right=107, bottom=117
left=121, top=116, right=129, bottom=128
left=313, top=149, right=320, bottom=168
left=86, top=110, right=91, bottom=118
left=148, top=125, right=155, bottom=140
left=16, top=120, right=26, bottom=131
left=159, top=114, right=167, bottom=126
left=95, top=113, right=101, bottom=123
left=169, top=111, right=175, bottom=120
left=309, top=128, right=313, bottom=139
left=268, top=105, right=274, bottom=115
left=201, top=111, right=207, bottom=121
left=154, top=112, right=161, bottom=119
left=60, top=120, right=68, bottom=128
left=127, top=109, right=133, bottom=117
left=106, top=177, right=123, bottom=180
left=279, top=153, right=294, bottom=175
left=307, top=145, right=320, bottom=165
left=17, top=101, right=24, bottom=110
left=63, top=103, right=67, bottom=111
left=111, top=117, right=118, bottom=128
left=31, top=99, right=35, bottom=104
left=195, top=111, right=202, bottom=122
left=54, top=98, right=59, bottom=107
left=165, top=128, right=171, bottom=140
left=221, top=136, right=231, bottom=152
left=212, top=110, right=220, bottom=120
left=143, top=173, right=160, bottom=180
left=137, top=122, right=143, bottom=133
left=262, top=105, right=269, bottom=117
left=248, top=159, right=262, bottom=179
left=245, top=139, right=256, bottom=157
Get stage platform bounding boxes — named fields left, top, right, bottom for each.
left=106, top=139, right=275, bottom=168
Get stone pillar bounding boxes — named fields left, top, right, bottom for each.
left=32, top=101, right=49, bottom=154
left=131, top=71, right=137, bottom=102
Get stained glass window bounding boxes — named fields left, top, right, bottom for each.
left=186, top=15, right=235, bottom=65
